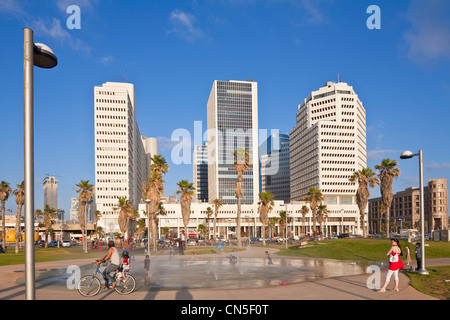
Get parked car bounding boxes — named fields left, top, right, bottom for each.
left=187, top=239, right=196, bottom=246
left=276, top=237, right=289, bottom=243
left=48, top=240, right=61, bottom=247
left=62, top=240, right=71, bottom=247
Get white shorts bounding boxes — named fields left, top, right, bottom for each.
left=385, top=269, right=399, bottom=281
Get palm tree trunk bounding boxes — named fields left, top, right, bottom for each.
left=312, top=210, right=317, bottom=241
left=15, top=207, right=21, bottom=254
left=1, top=201, right=6, bottom=249
left=237, top=196, right=242, bottom=248
left=213, top=215, right=217, bottom=243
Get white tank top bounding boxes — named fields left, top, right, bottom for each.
left=111, top=247, right=120, bottom=265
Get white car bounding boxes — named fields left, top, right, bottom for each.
left=62, top=240, right=72, bottom=247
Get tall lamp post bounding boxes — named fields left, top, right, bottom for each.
left=145, top=199, right=151, bottom=255
left=23, top=28, right=58, bottom=300
left=400, top=150, right=429, bottom=275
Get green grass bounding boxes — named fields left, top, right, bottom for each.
left=404, top=266, right=450, bottom=300
left=276, top=239, right=450, bottom=262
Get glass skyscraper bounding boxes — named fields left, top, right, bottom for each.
left=207, top=80, right=259, bottom=204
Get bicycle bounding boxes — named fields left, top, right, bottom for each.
left=77, top=261, right=136, bottom=297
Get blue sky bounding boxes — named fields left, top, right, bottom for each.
left=1, top=0, right=449, bottom=215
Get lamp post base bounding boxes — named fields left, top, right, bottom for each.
left=418, top=269, right=429, bottom=275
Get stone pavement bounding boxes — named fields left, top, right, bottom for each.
left=0, top=247, right=447, bottom=301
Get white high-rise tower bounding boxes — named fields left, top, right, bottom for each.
left=290, top=81, right=367, bottom=234
left=94, top=82, right=157, bottom=232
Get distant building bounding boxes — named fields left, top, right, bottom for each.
left=43, top=176, right=58, bottom=210
left=94, top=81, right=157, bottom=233
left=193, top=145, right=209, bottom=202
left=289, top=81, right=367, bottom=235
left=368, top=178, right=448, bottom=233
left=260, top=133, right=290, bottom=202
left=207, top=79, right=259, bottom=204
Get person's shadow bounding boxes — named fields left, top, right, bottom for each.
left=175, top=286, right=193, bottom=300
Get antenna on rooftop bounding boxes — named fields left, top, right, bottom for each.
left=124, top=70, right=128, bottom=82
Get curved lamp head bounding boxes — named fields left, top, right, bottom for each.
left=33, top=43, right=58, bottom=69
left=400, top=150, right=415, bottom=160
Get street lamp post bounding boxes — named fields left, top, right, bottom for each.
left=145, top=199, right=151, bottom=255
left=400, top=150, right=429, bottom=275
left=23, top=28, right=58, bottom=300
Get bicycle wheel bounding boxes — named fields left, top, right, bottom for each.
left=78, top=275, right=101, bottom=297
left=115, top=274, right=136, bottom=295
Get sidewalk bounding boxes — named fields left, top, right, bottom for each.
left=0, top=247, right=447, bottom=300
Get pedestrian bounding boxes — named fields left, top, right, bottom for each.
left=144, top=255, right=151, bottom=284
left=405, top=245, right=411, bottom=267
left=378, top=238, right=404, bottom=292
left=217, top=240, right=223, bottom=255
left=265, top=251, right=274, bottom=266
left=180, top=230, right=186, bottom=255
left=414, top=242, right=422, bottom=271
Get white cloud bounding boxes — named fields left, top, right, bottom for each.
left=99, top=55, right=114, bottom=64
left=367, top=149, right=401, bottom=161
left=402, top=0, right=450, bottom=63
left=426, top=162, right=450, bottom=171
left=168, top=9, right=205, bottom=41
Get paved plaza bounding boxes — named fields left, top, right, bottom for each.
left=0, top=247, right=447, bottom=301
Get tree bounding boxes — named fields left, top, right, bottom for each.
left=317, top=204, right=329, bottom=240
left=116, top=197, right=132, bottom=240
left=234, top=148, right=250, bottom=248
left=176, top=180, right=195, bottom=237
left=43, top=205, right=57, bottom=248
left=0, top=181, right=12, bottom=249
left=375, top=159, right=400, bottom=238
left=300, top=205, right=309, bottom=238
left=303, top=187, right=324, bottom=241
left=142, top=155, right=169, bottom=252
left=205, top=207, right=214, bottom=241
left=212, top=198, right=223, bottom=242
left=258, top=192, right=274, bottom=246
left=349, top=168, right=379, bottom=238
left=75, top=180, right=94, bottom=252
left=279, top=210, right=287, bottom=245
left=12, top=181, right=25, bottom=254
left=268, top=217, right=278, bottom=240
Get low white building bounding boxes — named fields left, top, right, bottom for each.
left=137, top=200, right=361, bottom=240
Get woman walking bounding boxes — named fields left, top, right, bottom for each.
left=378, top=238, right=404, bottom=292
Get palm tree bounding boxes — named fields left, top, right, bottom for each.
left=93, top=210, right=102, bottom=228
left=43, top=205, right=57, bottom=248
left=212, top=198, right=222, bottom=242
left=303, top=187, right=324, bottom=241
left=35, top=209, right=44, bottom=240
left=75, top=180, right=94, bottom=252
left=142, top=155, right=169, bottom=252
left=0, top=181, right=12, bottom=249
left=300, top=205, right=309, bottom=238
left=12, top=181, right=25, bottom=254
left=176, top=180, right=195, bottom=237
left=234, top=147, right=250, bottom=248
left=205, top=207, right=214, bottom=241
left=116, top=197, right=132, bottom=240
left=317, top=204, right=329, bottom=240
left=279, top=210, right=287, bottom=245
left=349, top=168, right=379, bottom=238
left=268, top=217, right=278, bottom=240
left=257, top=192, right=274, bottom=246
left=375, top=158, right=400, bottom=238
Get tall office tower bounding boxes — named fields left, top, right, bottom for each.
left=290, top=81, right=367, bottom=205
left=94, top=82, right=155, bottom=231
left=43, top=176, right=58, bottom=210
left=260, top=133, right=290, bottom=202
left=207, top=80, right=259, bottom=204
left=193, top=145, right=209, bottom=202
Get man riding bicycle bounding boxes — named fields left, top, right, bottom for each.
left=95, top=240, right=120, bottom=289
